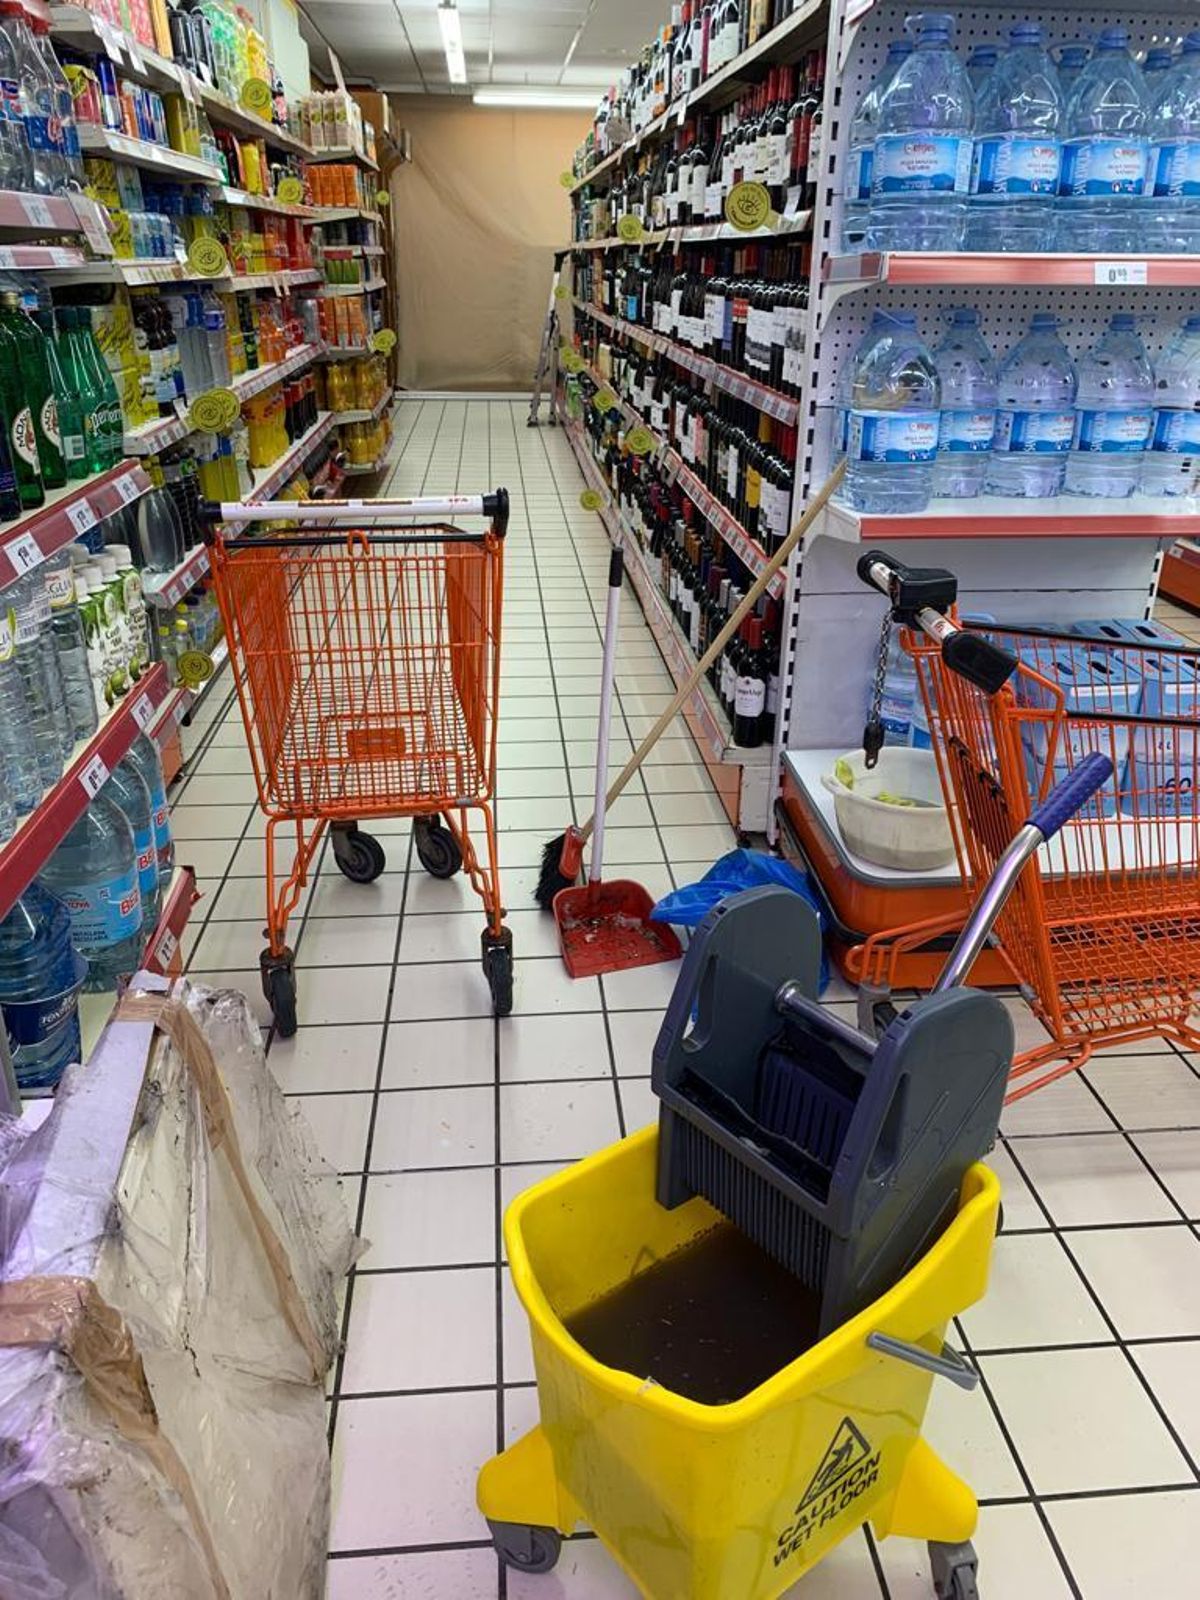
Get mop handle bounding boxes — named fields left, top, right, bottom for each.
left=588, top=543, right=624, bottom=884
left=577, top=459, right=847, bottom=847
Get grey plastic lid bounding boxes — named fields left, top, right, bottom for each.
left=968, top=45, right=997, bottom=61
left=1186, top=314, right=1200, bottom=330
left=1110, top=312, right=1137, bottom=331
left=1146, top=48, right=1176, bottom=67
left=1010, top=23, right=1043, bottom=44
left=1096, top=26, right=1130, bottom=49
left=1183, top=32, right=1200, bottom=54
left=1058, top=45, right=1090, bottom=64
left=1029, top=312, right=1058, bottom=331
left=915, top=11, right=954, bottom=41
left=948, top=307, right=979, bottom=325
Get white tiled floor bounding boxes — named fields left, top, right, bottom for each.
left=173, top=400, right=1200, bottom=1598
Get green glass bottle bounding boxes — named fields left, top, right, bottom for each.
left=72, top=307, right=124, bottom=468
left=0, top=292, right=65, bottom=489
left=57, top=309, right=107, bottom=476
left=0, top=321, right=44, bottom=510
left=35, top=309, right=87, bottom=481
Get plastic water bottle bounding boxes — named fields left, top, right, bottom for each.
left=1144, top=47, right=1176, bottom=86
left=0, top=881, right=86, bottom=1091
left=44, top=549, right=98, bottom=741
left=843, top=308, right=940, bottom=514
left=204, top=301, right=232, bottom=388
left=841, top=38, right=912, bottom=252
left=39, top=789, right=143, bottom=992
left=0, top=603, right=41, bottom=812
left=1142, top=313, right=1200, bottom=496
left=0, top=2, right=31, bottom=191
left=986, top=312, right=1077, bottom=498
left=28, top=12, right=81, bottom=185
left=968, top=24, right=1063, bottom=252
left=868, top=13, right=974, bottom=253
left=107, top=756, right=161, bottom=937
left=877, top=629, right=918, bottom=744
left=1064, top=314, right=1154, bottom=498
left=13, top=569, right=68, bottom=780
left=1057, top=27, right=1150, bottom=252
left=1145, top=32, right=1200, bottom=254
left=931, top=307, right=997, bottom=499
left=125, top=728, right=174, bottom=887
left=3, top=0, right=65, bottom=194
left=967, top=44, right=999, bottom=95
left=1056, top=44, right=1091, bottom=94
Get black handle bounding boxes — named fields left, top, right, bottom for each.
left=608, top=546, right=624, bottom=587
left=857, top=549, right=958, bottom=622
left=942, top=631, right=1018, bottom=694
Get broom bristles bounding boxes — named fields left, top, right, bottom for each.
left=534, top=833, right=574, bottom=910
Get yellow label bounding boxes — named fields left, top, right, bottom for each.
left=579, top=489, right=603, bottom=511
left=625, top=425, right=655, bottom=457
left=617, top=213, right=645, bottom=243
left=554, top=283, right=569, bottom=300
left=375, top=190, right=390, bottom=207
left=177, top=649, right=215, bottom=687
left=369, top=328, right=397, bottom=355
left=559, top=171, right=575, bottom=189
left=725, top=181, right=773, bottom=233
left=187, top=236, right=229, bottom=278
left=593, top=387, right=618, bottom=413
left=239, top=77, right=273, bottom=118
left=188, top=387, right=241, bottom=434
left=559, top=348, right=583, bottom=374
left=276, top=175, right=304, bottom=204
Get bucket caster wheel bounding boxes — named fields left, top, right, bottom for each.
left=415, top=815, right=462, bottom=879
left=332, top=825, right=386, bottom=884
left=487, top=1519, right=561, bottom=1574
left=260, top=949, right=297, bottom=1038
left=930, top=1540, right=979, bottom=1600
left=482, top=926, right=514, bottom=1017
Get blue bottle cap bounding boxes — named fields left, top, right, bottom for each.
left=1009, top=23, right=1043, bottom=45
left=948, top=306, right=980, bottom=325
left=1182, top=33, right=1200, bottom=55
left=1145, top=48, right=1175, bottom=69
left=1058, top=44, right=1090, bottom=66
left=874, top=308, right=919, bottom=329
left=1110, top=312, right=1137, bottom=331
left=915, top=12, right=955, bottom=42
left=1030, top=312, right=1058, bottom=331
left=1095, top=27, right=1130, bottom=50
left=1185, top=314, right=1200, bottom=331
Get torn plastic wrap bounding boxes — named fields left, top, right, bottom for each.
left=0, top=976, right=360, bottom=1600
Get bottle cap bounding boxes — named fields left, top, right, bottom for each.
left=1058, top=44, right=1090, bottom=66
left=1183, top=34, right=1200, bottom=55
left=107, top=544, right=134, bottom=565
left=1030, top=311, right=1058, bottom=331
left=1095, top=27, right=1129, bottom=50
left=98, top=554, right=118, bottom=577
left=1110, top=312, right=1137, bottom=331
left=74, top=577, right=90, bottom=603
left=948, top=306, right=980, bottom=326
left=915, top=13, right=955, bottom=43
left=65, top=543, right=91, bottom=564
left=1010, top=23, right=1043, bottom=45
left=1185, top=314, right=1200, bottom=331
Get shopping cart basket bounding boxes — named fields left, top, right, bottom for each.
left=855, top=550, right=1200, bottom=1099
left=202, top=490, right=512, bottom=1033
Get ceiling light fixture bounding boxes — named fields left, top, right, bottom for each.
left=438, top=1, right=467, bottom=86
left=472, top=89, right=598, bottom=109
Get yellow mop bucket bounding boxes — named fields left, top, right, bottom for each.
left=477, top=1125, right=999, bottom=1600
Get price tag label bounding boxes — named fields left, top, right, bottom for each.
left=132, top=693, right=155, bottom=730
left=116, top=473, right=142, bottom=504
left=240, top=77, right=273, bottom=118
left=7, top=531, right=43, bottom=573
left=0, top=248, right=13, bottom=270
left=179, top=69, right=199, bottom=105
left=126, top=39, right=145, bottom=74
left=152, top=926, right=179, bottom=969
left=1094, top=259, right=1148, bottom=285
left=50, top=247, right=79, bottom=267
left=187, top=236, right=230, bottom=278
left=19, top=194, right=54, bottom=228
left=67, top=499, right=98, bottom=536
left=69, top=195, right=113, bottom=254
left=97, top=21, right=124, bottom=63
left=79, top=752, right=109, bottom=798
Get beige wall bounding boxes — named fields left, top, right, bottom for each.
left=388, top=99, right=587, bottom=392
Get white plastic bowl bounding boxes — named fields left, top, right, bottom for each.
left=821, top=747, right=955, bottom=872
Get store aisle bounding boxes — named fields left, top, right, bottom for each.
left=174, top=400, right=1200, bottom=1600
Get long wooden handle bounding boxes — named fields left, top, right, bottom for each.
left=580, top=459, right=847, bottom=843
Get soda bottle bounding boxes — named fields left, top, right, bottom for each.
left=0, top=315, right=43, bottom=509
left=0, top=291, right=65, bottom=489
left=35, top=308, right=86, bottom=480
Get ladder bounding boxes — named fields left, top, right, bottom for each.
left=528, top=249, right=569, bottom=427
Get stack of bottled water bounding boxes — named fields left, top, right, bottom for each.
left=842, top=18, right=1200, bottom=255
left=838, top=306, right=1200, bottom=512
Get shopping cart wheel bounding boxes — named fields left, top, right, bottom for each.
left=930, top=1540, right=979, bottom=1600
left=415, top=816, right=463, bottom=879
left=332, top=825, right=386, bottom=884
left=487, top=1519, right=561, bottom=1574
left=482, top=926, right=514, bottom=1017
left=261, top=950, right=298, bottom=1038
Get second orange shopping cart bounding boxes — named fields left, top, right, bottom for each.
left=203, top=490, right=512, bottom=1032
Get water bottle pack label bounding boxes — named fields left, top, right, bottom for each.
left=848, top=409, right=940, bottom=463
left=938, top=409, right=996, bottom=453
left=151, top=783, right=171, bottom=856
left=971, top=136, right=1061, bottom=197
left=1073, top=408, right=1154, bottom=454
left=993, top=409, right=1075, bottom=455
left=26, top=114, right=62, bottom=154
left=60, top=869, right=141, bottom=950
left=2, top=951, right=88, bottom=1052
left=872, top=134, right=972, bottom=195
left=0, top=79, right=18, bottom=127
left=1150, top=140, right=1200, bottom=198
left=1151, top=409, right=1200, bottom=454
left=1060, top=137, right=1148, bottom=197
left=843, top=145, right=873, bottom=202
left=133, top=824, right=158, bottom=901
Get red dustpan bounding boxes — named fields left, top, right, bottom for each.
left=554, top=543, right=682, bottom=979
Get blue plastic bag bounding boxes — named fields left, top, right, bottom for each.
left=650, top=849, right=829, bottom=992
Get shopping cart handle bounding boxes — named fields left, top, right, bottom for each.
left=942, top=630, right=1018, bottom=694
left=1028, top=752, right=1114, bottom=842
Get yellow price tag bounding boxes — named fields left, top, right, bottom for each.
left=725, top=181, right=773, bottom=233
left=560, top=171, right=575, bottom=189
left=187, top=236, right=229, bottom=278
left=177, top=648, right=215, bottom=688
left=579, top=489, right=604, bottom=511
left=616, top=213, right=645, bottom=244
left=559, top=348, right=583, bottom=374
left=554, top=283, right=569, bottom=300
left=276, top=175, right=304, bottom=205
left=593, top=387, right=618, bottom=414
left=625, top=425, right=655, bottom=457
left=375, top=190, right=390, bottom=208
left=239, top=77, right=273, bottom=118
left=369, top=328, right=397, bottom=355
left=188, top=387, right=241, bottom=434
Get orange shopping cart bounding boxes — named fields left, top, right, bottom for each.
left=202, top=490, right=513, bottom=1033
left=854, top=550, right=1200, bottom=1102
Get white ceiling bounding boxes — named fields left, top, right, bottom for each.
left=296, top=0, right=672, bottom=94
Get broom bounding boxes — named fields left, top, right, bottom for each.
left=535, top=459, right=847, bottom=909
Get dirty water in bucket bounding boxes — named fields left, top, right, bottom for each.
left=563, top=1222, right=822, bottom=1405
